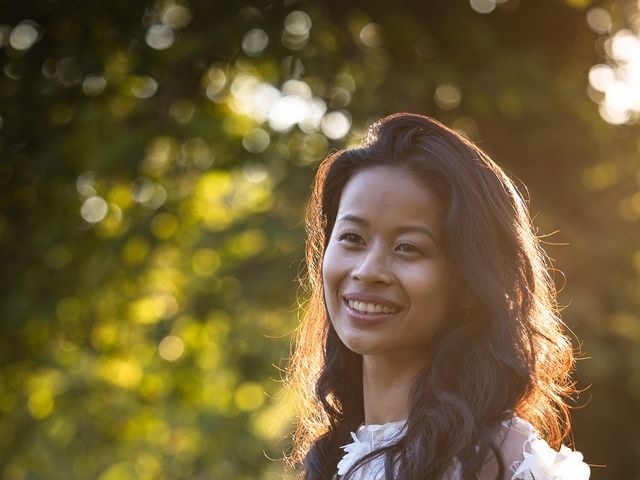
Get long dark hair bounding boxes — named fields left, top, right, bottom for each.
left=285, top=113, right=577, bottom=479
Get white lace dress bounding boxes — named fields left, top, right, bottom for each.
left=335, top=416, right=590, bottom=479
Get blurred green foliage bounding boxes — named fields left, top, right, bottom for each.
left=0, top=0, right=638, bottom=478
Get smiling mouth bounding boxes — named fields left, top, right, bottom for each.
left=346, top=299, right=400, bottom=314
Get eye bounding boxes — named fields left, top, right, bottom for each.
left=337, top=232, right=364, bottom=246
left=395, top=242, right=424, bottom=255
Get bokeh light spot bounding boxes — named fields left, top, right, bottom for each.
left=453, top=117, right=480, bottom=140
left=268, top=95, right=306, bottom=131
left=227, top=229, right=267, bottom=258
left=434, top=83, right=462, bottom=110
left=99, top=358, right=143, bottom=389
left=284, top=11, right=312, bottom=36
left=320, top=111, right=351, bottom=139
left=76, top=171, right=97, bottom=197
left=586, top=8, right=612, bottom=34
left=151, top=212, right=179, bottom=239
left=204, top=67, right=227, bottom=98
left=131, top=177, right=156, bottom=202
left=145, top=25, right=175, bottom=50
left=329, top=87, right=351, bottom=109
left=129, top=298, right=159, bottom=324
left=234, top=382, right=264, bottom=412
left=242, top=128, right=270, bottom=153
left=242, top=29, right=269, bottom=57
left=122, top=236, right=150, bottom=265
left=359, top=23, right=384, bottom=48
left=242, top=163, right=269, bottom=183
left=588, top=64, right=614, bottom=92
left=27, top=389, right=53, bottom=419
left=169, top=99, right=195, bottom=123
left=159, top=336, right=184, bottom=361
left=82, top=75, right=107, bottom=96
left=192, top=249, right=221, bottom=276
left=80, top=196, right=108, bottom=223
left=162, top=5, right=191, bottom=29
left=130, top=76, right=158, bottom=99
left=582, top=162, right=619, bottom=191
left=9, top=21, right=39, bottom=51
left=183, top=137, right=214, bottom=169
left=131, top=178, right=167, bottom=209
left=281, top=22, right=310, bottom=50
left=470, top=0, right=496, bottom=14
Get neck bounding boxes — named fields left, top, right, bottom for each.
left=362, top=351, right=431, bottom=425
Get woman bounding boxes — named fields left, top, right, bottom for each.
left=286, top=113, right=590, bottom=479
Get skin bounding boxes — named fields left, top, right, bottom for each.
left=482, top=424, right=531, bottom=480
left=322, top=165, right=461, bottom=425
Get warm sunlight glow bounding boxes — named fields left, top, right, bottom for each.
left=225, top=73, right=336, bottom=136
left=589, top=28, right=640, bottom=124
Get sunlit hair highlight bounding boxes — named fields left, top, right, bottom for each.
left=285, top=113, right=578, bottom=479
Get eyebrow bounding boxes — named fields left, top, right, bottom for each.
left=337, top=214, right=439, bottom=245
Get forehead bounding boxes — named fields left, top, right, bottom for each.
left=336, top=165, right=444, bottom=230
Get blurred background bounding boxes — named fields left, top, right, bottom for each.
left=0, top=0, right=639, bottom=478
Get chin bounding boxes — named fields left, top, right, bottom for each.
left=334, top=333, right=364, bottom=353
left=340, top=337, right=382, bottom=356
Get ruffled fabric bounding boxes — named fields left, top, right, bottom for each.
left=336, top=420, right=405, bottom=478
left=336, top=416, right=590, bottom=480
left=336, top=419, right=461, bottom=479
left=504, top=417, right=591, bottom=480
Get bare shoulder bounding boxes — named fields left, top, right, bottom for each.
left=477, top=416, right=533, bottom=480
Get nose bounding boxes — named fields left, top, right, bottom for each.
left=350, top=245, right=393, bottom=285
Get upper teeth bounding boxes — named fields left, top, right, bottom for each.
left=348, top=300, right=398, bottom=314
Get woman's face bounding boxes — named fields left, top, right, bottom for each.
left=322, top=165, right=460, bottom=360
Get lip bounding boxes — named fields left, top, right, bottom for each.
left=342, top=293, right=403, bottom=326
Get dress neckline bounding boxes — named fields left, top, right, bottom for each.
left=358, top=418, right=407, bottom=430
left=353, top=418, right=408, bottom=448
left=358, top=410, right=514, bottom=431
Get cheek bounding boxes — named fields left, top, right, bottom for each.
left=410, top=265, right=457, bottom=308
left=321, top=243, right=349, bottom=322
left=321, top=242, right=340, bottom=289
left=321, top=251, right=335, bottom=306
